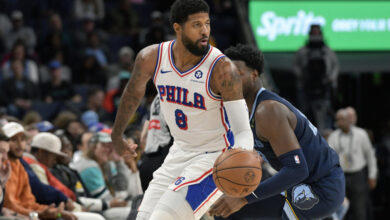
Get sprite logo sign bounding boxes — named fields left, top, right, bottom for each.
left=249, top=1, right=390, bottom=51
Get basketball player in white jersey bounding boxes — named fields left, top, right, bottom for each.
left=111, top=0, right=254, bottom=219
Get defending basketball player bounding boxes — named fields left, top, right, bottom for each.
left=111, top=1, right=254, bottom=219
left=209, top=44, right=345, bottom=219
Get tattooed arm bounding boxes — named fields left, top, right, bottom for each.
left=111, top=45, right=158, bottom=156
left=210, top=57, right=243, bottom=101
left=210, top=57, right=254, bottom=150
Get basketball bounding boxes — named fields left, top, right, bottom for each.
left=212, top=148, right=262, bottom=198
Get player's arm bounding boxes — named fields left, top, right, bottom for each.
left=210, top=57, right=254, bottom=150
left=111, top=45, right=158, bottom=156
left=245, top=100, right=309, bottom=203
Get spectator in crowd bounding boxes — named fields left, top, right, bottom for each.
left=0, top=127, right=29, bottom=219
left=107, top=46, right=135, bottom=90
left=104, top=71, right=131, bottom=118
left=84, top=88, right=109, bottom=123
left=1, top=40, right=39, bottom=84
left=1, top=122, right=78, bottom=219
left=71, top=131, right=131, bottom=220
left=328, top=108, right=378, bottom=220
left=22, top=111, right=42, bottom=127
left=64, top=119, right=86, bottom=148
left=293, top=24, right=339, bottom=132
left=51, top=135, right=86, bottom=197
left=72, top=132, right=93, bottom=164
left=74, top=0, right=105, bottom=22
left=42, top=61, right=81, bottom=103
left=4, top=11, right=36, bottom=55
left=1, top=59, right=40, bottom=118
left=84, top=31, right=110, bottom=67
left=72, top=17, right=107, bottom=49
left=2, top=122, right=106, bottom=219
left=23, top=132, right=77, bottom=202
left=74, top=53, right=106, bottom=87
left=39, top=13, right=72, bottom=65
left=106, top=0, right=139, bottom=36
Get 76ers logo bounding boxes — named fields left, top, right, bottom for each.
left=174, top=177, right=186, bottom=185
left=194, top=70, right=203, bottom=79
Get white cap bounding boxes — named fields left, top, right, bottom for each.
left=31, top=132, right=67, bottom=157
left=2, top=122, right=25, bottom=138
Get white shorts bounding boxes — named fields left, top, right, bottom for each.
left=138, top=143, right=224, bottom=219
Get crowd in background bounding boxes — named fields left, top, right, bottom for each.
left=0, top=0, right=389, bottom=219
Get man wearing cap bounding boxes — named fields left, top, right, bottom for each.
left=23, top=132, right=77, bottom=202
left=1, top=122, right=77, bottom=219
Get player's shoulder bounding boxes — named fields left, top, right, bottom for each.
left=255, top=100, right=290, bottom=125
left=136, top=44, right=160, bottom=62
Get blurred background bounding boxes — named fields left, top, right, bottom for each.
left=0, top=0, right=389, bottom=219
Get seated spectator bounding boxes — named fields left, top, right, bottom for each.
left=1, top=60, right=40, bottom=118
left=81, top=110, right=107, bottom=133
left=71, top=131, right=132, bottom=220
left=106, top=46, right=135, bottom=90
left=84, top=88, right=110, bottom=123
left=1, top=122, right=77, bottom=219
left=0, top=126, right=28, bottom=219
left=73, top=53, right=106, bottom=87
left=74, top=0, right=105, bottom=22
left=104, top=71, right=130, bottom=118
left=105, top=0, right=139, bottom=36
left=41, top=61, right=81, bottom=103
left=1, top=40, right=39, bottom=84
left=84, top=31, right=110, bottom=67
left=39, top=13, right=72, bottom=65
left=65, top=119, right=86, bottom=149
left=3, top=11, right=36, bottom=55
left=72, top=132, right=93, bottom=163
left=23, top=133, right=77, bottom=201
left=2, top=122, right=105, bottom=220
left=51, top=135, right=88, bottom=197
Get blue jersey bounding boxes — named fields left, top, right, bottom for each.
left=250, top=88, right=340, bottom=183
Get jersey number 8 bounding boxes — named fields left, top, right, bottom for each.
left=175, top=109, right=188, bottom=130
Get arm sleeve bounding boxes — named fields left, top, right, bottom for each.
left=223, top=99, right=254, bottom=150
left=361, top=131, right=378, bottom=179
left=246, top=149, right=309, bottom=204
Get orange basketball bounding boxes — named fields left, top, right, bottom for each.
left=213, top=148, right=262, bottom=198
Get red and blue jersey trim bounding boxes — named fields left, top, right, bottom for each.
left=220, top=102, right=234, bottom=148
left=205, top=54, right=225, bottom=101
left=173, top=168, right=213, bottom=191
left=152, top=42, right=164, bottom=84
left=185, top=174, right=219, bottom=214
left=168, top=40, right=213, bottom=77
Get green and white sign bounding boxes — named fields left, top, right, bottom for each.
left=249, top=1, right=390, bottom=51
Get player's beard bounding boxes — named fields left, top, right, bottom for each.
left=182, top=33, right=209, bottom=56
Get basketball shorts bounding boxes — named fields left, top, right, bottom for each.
left=138, top=143, right=224, bottom=219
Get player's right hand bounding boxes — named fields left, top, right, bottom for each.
left=112, top=137, right=138, bottom=159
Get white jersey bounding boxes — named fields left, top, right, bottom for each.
left=153, top=40, right=233, bottom=152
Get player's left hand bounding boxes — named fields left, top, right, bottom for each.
left=208, top=195, right=248, bottom=218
